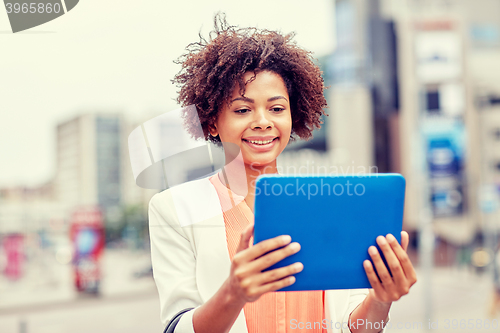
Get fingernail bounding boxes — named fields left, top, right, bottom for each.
left=386, top=234, right=396, bottom=242
left=377, top=236, right=387, bottom=245
left=369, top=246, right=378, bottom=255
left=282, top=235, right=291, bottom=244
left=290, top=242, right=300, bottom=251
left=294, top=262, right=303, bottom=272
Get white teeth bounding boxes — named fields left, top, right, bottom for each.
left=248, top=139, right=274, bottom=145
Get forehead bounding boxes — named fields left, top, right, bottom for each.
left=229, top=70, right=288, bottom=98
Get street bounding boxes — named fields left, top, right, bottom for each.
left=0, top=291, right=162, bottom=333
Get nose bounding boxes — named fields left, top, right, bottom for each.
left=251, top=108, right=273, bottom=130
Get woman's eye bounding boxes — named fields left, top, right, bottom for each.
left=235, top=109, right=250, bottom=114
left=271, top=107, right=285, bottom=112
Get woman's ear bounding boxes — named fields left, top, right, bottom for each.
left=208, top=123, right=218, bottom=137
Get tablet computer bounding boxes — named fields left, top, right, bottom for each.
left=253, top=173, right=406, bottom=291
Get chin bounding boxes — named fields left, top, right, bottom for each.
left=244, top=159, right=277, bottom=169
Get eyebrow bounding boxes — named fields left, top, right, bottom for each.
left=230, top=95, right=288, bottom=104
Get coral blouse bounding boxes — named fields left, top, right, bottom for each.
left=209, top=174, right=327, bottom=333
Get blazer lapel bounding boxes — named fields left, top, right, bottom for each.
left=189, top=178, right=248, bottom=332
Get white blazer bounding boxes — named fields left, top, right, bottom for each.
left=148, top=177, right=389, bottom=333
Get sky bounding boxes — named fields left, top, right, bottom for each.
left=0, top=0, right=335, bottom=187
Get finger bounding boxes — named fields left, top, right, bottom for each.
left=244, top=234, right=292, bottom=262
left=376, top=236, right=406, bottom=286
left=363, top=260, right=385, bottom=293
left=253, top=275, right=296, bottom=295
left=250, top=242, right=300, bottom=272
left=236, top=224, right=254, bottom=254
left=368, top=244, right=395, bottom=288
left=387, top=233, right=417, bottom=283
left=254, top=262, right=303, bottom=286
left=401, top=231, right=409, bottom=252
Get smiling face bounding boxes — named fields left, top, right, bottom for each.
left=209, top=70, right=292, bottom=169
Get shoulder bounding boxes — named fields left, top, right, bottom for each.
left=149, top=176, right=221, bottom=228
left=149, top=176, right=215, bottom=209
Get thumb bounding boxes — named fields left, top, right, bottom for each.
left=236, top=223, right=254, bottom=254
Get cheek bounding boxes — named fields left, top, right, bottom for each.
left=280, top=117, right=293, bottom=136
left=218, top=123, right=246, bottom=142
left=278, top=120, right=292, bottom=145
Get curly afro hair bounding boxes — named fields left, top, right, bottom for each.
left=172, top=13, right=328, bottom=144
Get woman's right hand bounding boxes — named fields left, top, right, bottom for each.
left=193, top=223, right=302, bottom=333
left=225, top=223, right=303, bottom=305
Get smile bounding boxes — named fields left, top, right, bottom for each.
left=245, top=139, right=275, bottom=145
left=242, top=137, right=279, bottom=151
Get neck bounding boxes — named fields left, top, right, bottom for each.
left=218, top=157, right=278, bottom=213
left=244, top=161, right=278, bottom=194
left=243, top=161, right=278, bottom=213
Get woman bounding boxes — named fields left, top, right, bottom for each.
left=149, top=13, right=417, bottom=333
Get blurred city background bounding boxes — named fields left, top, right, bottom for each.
left=1, top=0, right=500, bottom=332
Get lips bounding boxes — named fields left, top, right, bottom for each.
left=243, top=138, right=276, bottom=145
left=242, top=137, right=279, bottom=151
left=242, top=136, right=278, bottom=144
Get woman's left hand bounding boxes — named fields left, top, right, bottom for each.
left=363, top=231, right=417, bottom=305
